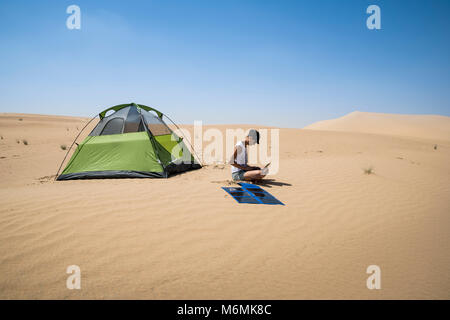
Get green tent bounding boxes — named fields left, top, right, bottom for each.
left=57, top=103, right=201, bottom=180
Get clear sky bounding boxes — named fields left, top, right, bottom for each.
left=0, top=0, right=449, bottom=127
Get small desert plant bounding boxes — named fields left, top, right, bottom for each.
left=18, top=118, right=23, bottom=121
left=434, top=144, right=437, bottom=150
left=22, top=139, right=28, bottom=145
left=1, top=136, right=3, bottom=140
left=363, top=166, right=374, bottom=175
left=16, top=139, right=20, bottom=144
left=60, top=144, right=67, bottom=150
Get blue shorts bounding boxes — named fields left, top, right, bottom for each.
left=232, top=170, right=245, bottom=181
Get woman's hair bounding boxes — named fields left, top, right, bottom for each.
left=248, top=129, right=260, bottom=144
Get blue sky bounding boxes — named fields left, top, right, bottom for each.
left=0, top=0, right=449, bottom=127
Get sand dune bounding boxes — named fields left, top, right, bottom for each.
left=0, top=113, right=449, bottom=299
left=304, top=111, right=450, bottom=142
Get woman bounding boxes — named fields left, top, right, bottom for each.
left=230, top=129, right=266, bottom=181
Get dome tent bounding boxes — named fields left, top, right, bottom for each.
left=57, top=103, right=201, bottom=180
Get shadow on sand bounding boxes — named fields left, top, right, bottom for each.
left=253, top=179, right=292, bottom=188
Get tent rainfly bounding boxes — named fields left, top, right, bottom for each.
left=57, top=103, right=201, bottom=180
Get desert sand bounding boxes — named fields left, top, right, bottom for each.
left=304, top=111, right=450, bottom=141
left=0, top=111, right=449, bottom=299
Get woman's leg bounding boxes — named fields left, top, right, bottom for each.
left=243, top=169, right=266, bottom=181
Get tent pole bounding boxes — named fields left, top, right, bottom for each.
left=138, top=111, right=168, bottom=175
left=54, top=115, right=98, bottom=180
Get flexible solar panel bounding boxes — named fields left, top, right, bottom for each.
left=222, top=183, right=284, bottom=205
left=221, top=187, right=260, bottom=204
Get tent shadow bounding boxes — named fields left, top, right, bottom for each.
left=254, top=179, right=292, bottom=188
